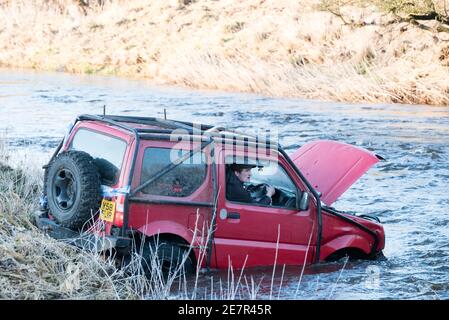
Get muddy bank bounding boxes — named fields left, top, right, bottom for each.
left=0, top=0, right=448, bottom=105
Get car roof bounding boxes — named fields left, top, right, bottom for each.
left=77, top=114, right=280, bottom=151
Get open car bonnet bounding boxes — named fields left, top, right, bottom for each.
left=290, top=140, right=382, bottom=206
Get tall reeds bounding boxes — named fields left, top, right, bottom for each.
left=0, top=0, right=447, bottom=105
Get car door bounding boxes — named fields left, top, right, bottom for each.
left=213, top=147, right=317, bottom=269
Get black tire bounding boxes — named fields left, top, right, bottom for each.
left=45, top=150, right=101, bottom=230
left=140, top=241, right=195, bottom=278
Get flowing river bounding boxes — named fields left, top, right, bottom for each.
left=1, top=69, right=448, bottom=300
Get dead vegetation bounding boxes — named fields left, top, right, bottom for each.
left=0, top=0, right=447, bottom=105
left=321, top=0, right=449, bottom=32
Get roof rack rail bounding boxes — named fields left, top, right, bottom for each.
left=77, top=114, right=279, bottom=149
left=101, top=114, right=213, bottom=132
left=77, top=114, right=138, bottom=135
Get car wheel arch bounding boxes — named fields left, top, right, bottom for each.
left=324, top=247, right=369, bottom=262
left=135, top=222, right=197, bottom=265
left=320, top=234, right=372, bottom=261
left=136, top=221, right=193, bottom=242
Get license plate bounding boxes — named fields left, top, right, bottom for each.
left=100, top=199, right=115, bottom=222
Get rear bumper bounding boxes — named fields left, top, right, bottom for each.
left=35, top=213, right=131, bottom=255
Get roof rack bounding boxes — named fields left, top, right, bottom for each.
left=76, top=114, right=279, bottom=150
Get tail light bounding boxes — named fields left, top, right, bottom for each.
left=113, top=195, right=125, bottom=227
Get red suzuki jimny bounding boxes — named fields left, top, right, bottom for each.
left=36, top=114, right=385, bottom=274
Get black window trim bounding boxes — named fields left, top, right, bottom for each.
left=69, top=127, right=128, bottom=186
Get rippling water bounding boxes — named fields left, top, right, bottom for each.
left=1, top=69, right=448, bottom=299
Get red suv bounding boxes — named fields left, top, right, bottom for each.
left=36, top=114, right=385, bottom=273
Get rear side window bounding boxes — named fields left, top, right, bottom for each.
left=140, top=147, right=207, bottom=197
left=70, top=128, right=127, bottom=185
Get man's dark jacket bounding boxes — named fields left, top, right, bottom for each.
left=226, top=171, right=271, bottom=205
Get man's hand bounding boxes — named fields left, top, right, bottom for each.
left=266, top=185, right=275, bottom=197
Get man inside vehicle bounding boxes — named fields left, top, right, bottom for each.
left=226, top=163, right=275, bottom=205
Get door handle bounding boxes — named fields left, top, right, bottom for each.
left=219, top=209, right=240, bottom=220
left=227, top=212, right=240, bottom=219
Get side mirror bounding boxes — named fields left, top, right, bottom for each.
left=297, top=192, right=309, bottom=211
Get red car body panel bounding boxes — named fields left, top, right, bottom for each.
left=319, top=211, right=374, bottom=259
left=290, top=140, right=380, bottom=205
left=58, top=118, right=385, bottom=270
left=212, top=145, right=317, bottom=268
left=213, top=238, right=315, bottom=269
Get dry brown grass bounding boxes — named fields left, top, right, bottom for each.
left=0, top=142, right=150, bottom=299
left=0, top=0, right=448, bottom=105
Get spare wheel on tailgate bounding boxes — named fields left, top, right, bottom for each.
left=45, top=150, right=102, bottom=230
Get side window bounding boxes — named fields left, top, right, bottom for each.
left=140, top=147, right=207, bottom=197
left=225, top=155, right=297, bottom=208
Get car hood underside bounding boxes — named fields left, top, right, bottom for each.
left=290, top=140, right=383, bottom=206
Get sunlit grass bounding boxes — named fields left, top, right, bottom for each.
left=0, top=0, right=447, bottom=105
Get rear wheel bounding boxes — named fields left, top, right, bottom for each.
left=140, top=240, right=195, bottom=279
left=45, top=151, right=101, bottom=230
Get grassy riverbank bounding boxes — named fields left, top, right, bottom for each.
left=0, top=0, right=448, bottom=105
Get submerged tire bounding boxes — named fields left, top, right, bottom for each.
left=45, top=150, right=101, bottom=230
left=140, top=241, right=195, bottom=279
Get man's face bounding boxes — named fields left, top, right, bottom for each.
left=235, top=168, right=252, bottom=183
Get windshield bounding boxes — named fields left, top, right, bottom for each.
left=251, top=162, right=296, bottom=193
left=69, top=128, right=127, bottom=185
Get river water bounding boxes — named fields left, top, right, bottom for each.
left=1, top=69, right=448, bottom=300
